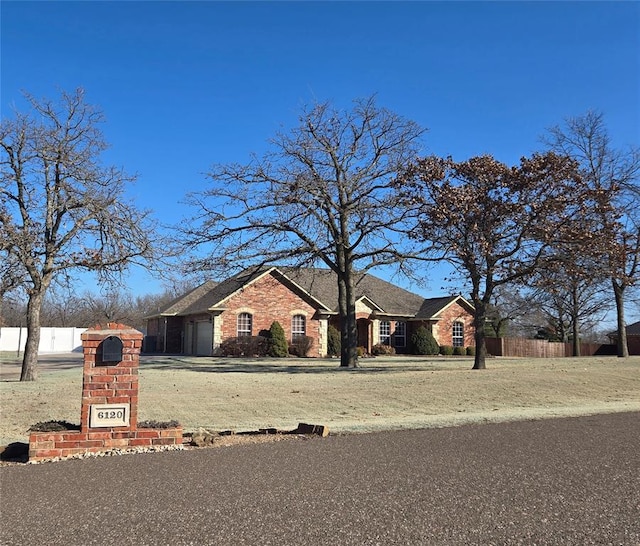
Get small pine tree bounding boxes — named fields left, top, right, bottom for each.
left=268, top=321, right=288, bottom=357
left=327, top=324, right=341, bottom=356
left=411, top=326, right=439, bottom=355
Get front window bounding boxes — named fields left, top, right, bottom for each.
left=292, top=315, right=306, bottom=339
left=394, top=321, right=406, bottom=348
left=237, top=313, right=253, bottom=337
left=379, top=321, right=391, bottom=345
left=452, top=322, right=464, bottom=347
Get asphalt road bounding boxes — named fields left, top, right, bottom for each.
left=1, top=412, right=639, bottom=545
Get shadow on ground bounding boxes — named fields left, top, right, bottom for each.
left=1, top=353, right=474, bottom=379
left=138, top=355, right=472, bottom=375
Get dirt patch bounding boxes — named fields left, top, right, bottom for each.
left=1, top=354, right=639, bottom=447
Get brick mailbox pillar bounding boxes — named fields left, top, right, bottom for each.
left=80, top=323, right=141, bottom=432
left=29, top=323, right=182, bottom=462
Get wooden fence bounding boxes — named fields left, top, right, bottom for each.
left=485, top=337, right=617, bottom=358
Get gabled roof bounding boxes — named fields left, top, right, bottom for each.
left=415, top=295, right=474, bottom=320
left=628, top=321, right=640, bottom=336
left=607, top=320, right=640, bottom=338
left=156, top=280, right=218, bottom=316
left=149, top=266, right=473, bottom=320
left=278, top=267, right=429, bottom=316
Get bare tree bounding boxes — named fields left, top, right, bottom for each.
left=397, top=153, right=585, bottom=369
left=181, top=97, right=426, bottom=367
left=544, top=111, right=640, bottom=357
left=527, top=249, right=611, bottom=355
left=0, top=249, right=26, bottom=326
left=39, top=284, right=85, bottom=327
left=484, top=286, right=534, bottom=338
left=1, top=89, right=155, bottom=380
left=37, top=285, right=180, bottom=331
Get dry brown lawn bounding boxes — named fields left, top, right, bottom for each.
left=1, top=353, right=639, bottom=446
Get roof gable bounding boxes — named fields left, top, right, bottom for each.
left=608, top=320, right=640, bottom=338
left=278, top=267, right=428, bottom=315
left=625, top=320, right=640, bottom=336
left=151, top=266, right=474, bottom=319
left=417, top=295, right=475, bottom=319
left=153, top=280, right=218, bottom=317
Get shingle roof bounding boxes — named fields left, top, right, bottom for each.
left=625, top=320, right=640, bottom=336
left=156, top=280, right=218, bottom=316
left=277, top=267, right=434, bottom=316
left=152, top=266, right=472, bottom=320
left=607, top=320, right=640, bottom=338
left=158, top=270, right=267, bottom=317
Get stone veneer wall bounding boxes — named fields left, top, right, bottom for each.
left=29, top=322, right=182, bottom=462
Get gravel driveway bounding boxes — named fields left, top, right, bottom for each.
left=1, top=412, right=638, bottom=545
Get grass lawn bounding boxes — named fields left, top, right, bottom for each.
left=1, top=353, right=639, bottom=446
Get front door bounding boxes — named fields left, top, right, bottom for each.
left=357, top=319, right=371, bottom=354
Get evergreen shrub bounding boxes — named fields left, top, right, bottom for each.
left=411, top=326, right=439, bottom=355
left=268, top=321, right=289, bottom=357
left=327, top=325, right=341, bottom=356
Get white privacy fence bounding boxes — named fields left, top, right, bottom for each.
left=0, top=327, right=87, bottom=353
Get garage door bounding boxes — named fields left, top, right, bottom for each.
left=195, top=320, right=213, bottom=356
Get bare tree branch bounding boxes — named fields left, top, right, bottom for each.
left=543, top=111, right=640, bottom=357
left=397, top=152, right=586, bottom=369
left=178, top=97, right=427, bottom=367
left=1, top=88, right=157, bottom=380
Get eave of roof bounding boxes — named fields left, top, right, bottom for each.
left=149, top=266, right=475, bottom=321
left=608, top=319, right=640, bottom=337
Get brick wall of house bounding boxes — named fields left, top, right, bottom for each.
left=219, top=272, right=322, bottom=356
left=432, top=301, right=475, bottom=347
left=627, top=336, right=640, bottom=355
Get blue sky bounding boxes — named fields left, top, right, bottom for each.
left=2, top=1, right=639, bottom=307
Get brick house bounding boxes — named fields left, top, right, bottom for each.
left=608, top=320, right=640, bottom=355
left=145, top=267, right=475, bottom=357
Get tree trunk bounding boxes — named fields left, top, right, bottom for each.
left=20, top=291, right=44, bottom=381
left=571, top=286, right=581, bottom=357
left=472, top=301, right=487, bottom=370
left=338, top=270, right=358, bottom=368
left=572, top=321, right=581, bottom=357
left=612, top=280, right=629, bottom=358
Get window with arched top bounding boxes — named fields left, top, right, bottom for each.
left=452, top=322, right=464, bottom=347
left=237, top=313, right=253, bottom=337
left=292, top=315, right=306, bottom=339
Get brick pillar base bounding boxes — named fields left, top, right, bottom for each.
left=29, top=323, right=182, bottom=462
